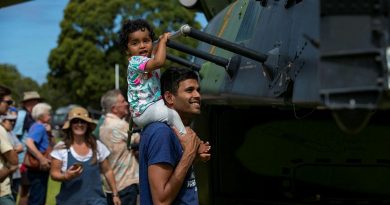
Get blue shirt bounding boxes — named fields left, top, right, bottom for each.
left=139, top=122, right=199, bottom=205
left=28, top=122, right=50, bottom=152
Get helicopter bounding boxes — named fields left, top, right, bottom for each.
left=165, top=0, right=390, bottom=204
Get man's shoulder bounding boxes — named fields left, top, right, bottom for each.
left=141, top=122, right=173, bottom=140
left=103, top=114, right=127, bottom=127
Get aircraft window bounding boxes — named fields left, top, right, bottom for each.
left=236, top=0, right=262, bottom=42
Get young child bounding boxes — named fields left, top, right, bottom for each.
left=120, top=19, right=187, bottom=134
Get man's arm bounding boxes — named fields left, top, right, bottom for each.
left=148, top=127, right=200, bottom=205
left=0, top=149, right=18, bottom=182
left=0, top=130, right=18, bottom=182
left=25, top=138, right=50, bottom=170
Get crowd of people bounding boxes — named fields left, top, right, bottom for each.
left=0, top=18, right=211, bottom=205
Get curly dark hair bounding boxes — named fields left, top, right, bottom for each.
left=119, top=19, right=156, bottom=53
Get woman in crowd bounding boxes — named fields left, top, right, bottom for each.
left=50, top=106, right=120, bottom=205
left=0, top=111, right=23, bottom=201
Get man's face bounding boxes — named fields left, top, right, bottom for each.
left=24, top=99, right=39, bottom=112
left=0, top=95, right=12, bottom=115
left=113, top=94, right=129, bottom=119
left=172, top=79, right=201, bottom=120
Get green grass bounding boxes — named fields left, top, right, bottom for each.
left=16, top=178, right=60, bottom=205
left=46, top=178, right=61, bottom=205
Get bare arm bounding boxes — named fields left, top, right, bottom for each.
left=100, top=159, right=121, bottom=205
left=0, top=167, right=11, bottom=182
left=148, top=127, right=200, bottom=205
left=0, top=149, right=18, bottom=182
left=145, top=33, right=170, bottom=72
left=3, top=149, right=18, bottom=167
left=50, top=158, right=66, bottom=182
left=50, top=158, right=83, bottom=182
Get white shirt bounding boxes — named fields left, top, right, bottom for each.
left=50, top=140, right=110, bottom=172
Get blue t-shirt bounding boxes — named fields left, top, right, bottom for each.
left=27, top=122, right=50, bottom=152
left=139, top=122, right=199, bottom=205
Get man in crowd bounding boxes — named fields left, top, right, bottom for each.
left=139, top=67, right=211, bottom=205
left=12, top=91, right=42, bottom=205
left=99, top=89, right=140, bottom=205
left=13, top=91, right=43, bottom=141
left=0, top=85, right=18, bottom=204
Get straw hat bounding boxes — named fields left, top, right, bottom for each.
left=62, top=107, right=96, bottom=130
left=22, top=91, right=43, bottom=102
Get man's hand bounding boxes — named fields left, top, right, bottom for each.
left=172, top=127, right=200, bottom=159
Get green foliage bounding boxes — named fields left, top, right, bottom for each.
left=48, top=0, right=201, bottom=110
left=0, top=64, right=40, bottom=106
left=0, top=64, right=64, bottom=109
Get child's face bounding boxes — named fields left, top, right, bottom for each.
left=127, top=29, right=153, bottom=57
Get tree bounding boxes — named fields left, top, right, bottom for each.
left=0, top=64, right=40, bottom=106
left=48, top=0, right=201, bottom=110
left=0, top=63, right=64, bottom=109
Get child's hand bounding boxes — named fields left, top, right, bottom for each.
left=198, top=141, right=210, bottom=153
left=198, top=141, right=211, bottom=162
left=159, top=32, right=170, bottom=43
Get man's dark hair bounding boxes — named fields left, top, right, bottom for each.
left=119, top=19, right=156, bottom=53
left=161, top=67, right=199, bottom=95
left=0, top=85, right=11, bottom=100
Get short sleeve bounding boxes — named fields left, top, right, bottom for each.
left=50, top=141, right=66, bottom=160
left=28, top=123, right=45, bottom=143
left=129, top=56, right=150, bottom=72
left=97, top=140, right=110, bottom=162
left=147, top=126, right=180, bottom=167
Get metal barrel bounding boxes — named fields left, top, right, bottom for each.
left=153, top=25, right=187, bottom=45
left=166, top=53, right=202, bottom=71
left=180, top=25, right=268, bottom=63
left=167, top=40, right=229, bottom=68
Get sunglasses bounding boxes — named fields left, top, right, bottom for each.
left=71, top=119, right=87, bottom=125
left=1, top=100, right=13, bottom=105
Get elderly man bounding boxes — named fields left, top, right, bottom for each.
left=0, top=85, right=18, bottom=205
left=99, top=90, right=140, bottom=205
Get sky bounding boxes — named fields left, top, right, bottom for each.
left=0, top=0, right=69, bottom=85
left=0, top=0, right=207, bottom=85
